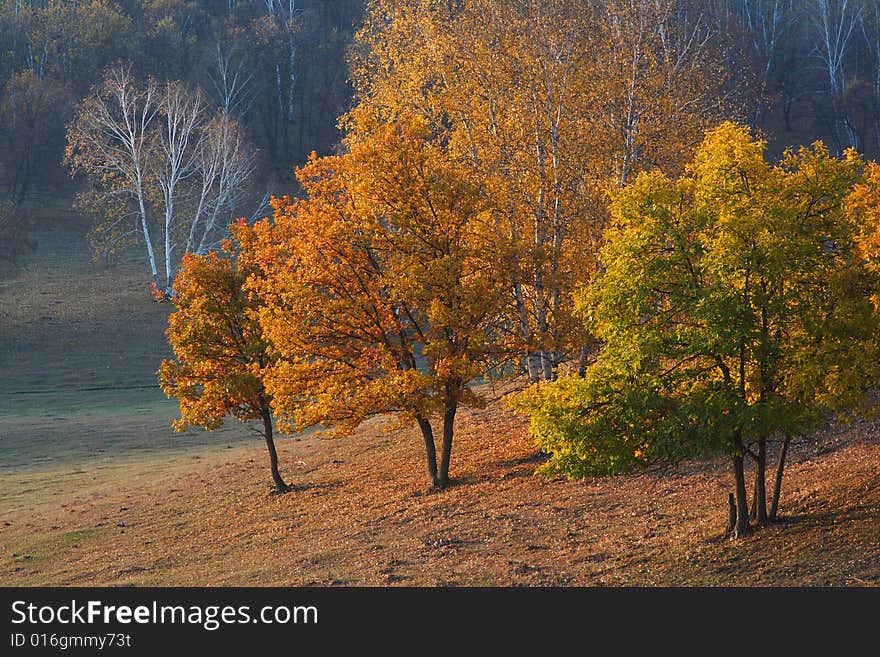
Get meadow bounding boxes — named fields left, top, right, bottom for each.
left=1, top=190, right=878, bottom=586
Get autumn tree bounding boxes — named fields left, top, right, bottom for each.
left=351, top=0, right=744, bottom=382
left=242, top=117, right=508, bottom=488
left=849, top=159, right=880, bottom=275
left=158, top=229, right=289, bottom=493
left=513, top=123, right=880, bottom=538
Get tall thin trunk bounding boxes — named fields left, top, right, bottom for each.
left=185, top=182, right=210, bottom=255
left=874, top=38, right=880, bottom=151
left=261, top=403, right=288, bottom=492
left=769, top=436, right=791, bottom=519
left=540, top=351, right=554, bottom=381
left=512, top=263, right=541, bottom=382
left=750, top=435, right=768, bottom=525
left=524, top=353, right=542, bottom=382
left=275, top=63, right=284, bottom=118
left=726, top=493, right=737, bottom=535
left=731, top=429, right=750, bottom=539
left=437, top=398, right=458, bottom=488
left=287, top=37, right=296, bottom=123
left=164, top=200, right=174, bottom=297
left=577, top=344, right=590, bottom=377
left=287, top=1, right=296, bottom=123
left=531, top=89, right=552, bottom=383
left=136, top=181, right=160, bottom=289
left=829, top=94, right=846, bottom=155
left=416, top=416, right=439, bottom=487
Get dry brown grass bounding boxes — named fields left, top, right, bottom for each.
left=1, top=189, right=878, bottom=587
left=2, top=397, right=879, bottom=587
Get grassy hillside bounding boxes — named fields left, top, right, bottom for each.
left=0, top=191, right=268, bottom=506
left=0, top=191, right=878, bottom=586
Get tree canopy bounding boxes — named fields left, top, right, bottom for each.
left=158, top=229, right=289, bottom=492
left=241, top=116, right=509, bottom=487
left=513, top=122, right=880, bottom=537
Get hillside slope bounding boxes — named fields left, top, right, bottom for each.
left=2, top=395, right=879, bottom=586
left=1, top=191, right=878, bottom=587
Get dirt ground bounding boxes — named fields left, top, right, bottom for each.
left=1, top=190, right=878, bottom=587
left=2, top=397, right=879, bottom=586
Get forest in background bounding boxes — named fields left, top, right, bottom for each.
left=9, top=2, right=880, bottom=205
left=4, top=1, right=880, bottom=224
left=0, top=1, right=362, bottom=208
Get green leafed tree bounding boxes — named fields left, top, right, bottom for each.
left=512, top=122, right=880, bottom=538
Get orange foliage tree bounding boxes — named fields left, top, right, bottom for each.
left=240, top=118, right=509, bottom=488
left=849, top=161, right=880, bottom=283
left=158, top=232, right=289, bottom=493
left=350, top=0, right=744, bottom=381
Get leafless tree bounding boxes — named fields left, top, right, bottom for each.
left=264, top=0, right=300, bottom=124
left=810, top=0, right=861, bottom=152
left=65, top=65, right=162, bottom=287
left=859, top=1, right=880, bottom=149
left=738, top=0, right=795, bottom=124
left=155, top=81, right=206, bottom=296
left=66, top=65, right=256, bottom=298
left=210, top=42, right=256, bottom=117
left=186, top=111, right=257, bottom=257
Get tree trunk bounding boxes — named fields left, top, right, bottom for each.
left=287, top=36, right=296, bottom=123
left=732, top=451, right=749, bottom=538
left=750, top=435, right=768, bottom=525
left=769, top=436, right=791, bottom=519
left=512, top=275, right=541, bottom=383
left=416, top=416, right=440, bottom=487
left=525, top=352, right=543, bottom=383
left=540, top=350, right=555, bottom=382
left=261, top=404, right=288, bottom=492
left=137, top=186, right=160, bottom=290
left=437, top=399, right=458, bottom=488
left=577, top=345, right=591, bottom=377
left=726, top=493, right=736, bottom=535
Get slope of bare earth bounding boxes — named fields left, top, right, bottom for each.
left=0, top=189, right=878, bottom=587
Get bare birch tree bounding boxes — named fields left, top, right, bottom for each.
left=65, top=65, right=256, bottom=298
left=859, top=1, right=880, bottom=149
left=155, top=81, right=205, bottom=296
left=810, top=0, right=861, bottom=152
left=65, top=65, right=162, bottom=287
left=209, top=41, right=256, bottom=117
left=186, top=111, right=257, bottom=257
left=738, top=0, right=794, bottom=124
left=264, top=0, right=299, bottom=124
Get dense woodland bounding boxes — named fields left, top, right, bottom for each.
left=9, top=1, right=880, bottom=205
left=4, top=0, right=880, bottom=234
left=3, top=1, right=880, bottom=542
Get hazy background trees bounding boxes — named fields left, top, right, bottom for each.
left=8, top=0, right=880, bottom=267
left=0, top=0, right=362, bottom=194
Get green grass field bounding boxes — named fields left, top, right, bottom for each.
left=0, top=189, right=265, bottom=506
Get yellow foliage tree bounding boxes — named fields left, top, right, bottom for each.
left=350, top=0, right=744, bottom=381
left=242, top=117, right=509, bottom=488
left=513, top=123, right=880, bottom=538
